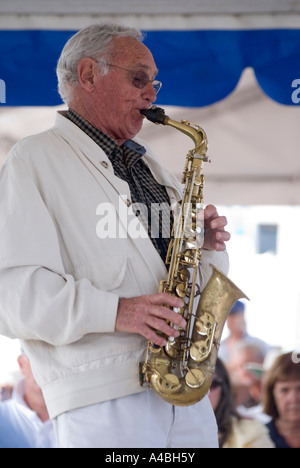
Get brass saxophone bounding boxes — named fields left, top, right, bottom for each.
left=139, top=106, right=249, bottom=406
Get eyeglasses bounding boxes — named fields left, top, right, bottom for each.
left=106, top=63, right=162, bottom=94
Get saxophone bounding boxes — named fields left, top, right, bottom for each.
left=139, top=106, right=249, bottom=406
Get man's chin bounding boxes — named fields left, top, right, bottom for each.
left=130, top=119, right=144, bottom=138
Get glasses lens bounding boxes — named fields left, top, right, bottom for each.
left=132, top=71, right=162, bottom=94
left=132, top=71, right=149, bottom=89
left=153, top=80, right=162, bottom=94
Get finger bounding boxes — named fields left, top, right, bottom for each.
left=142, top=326, right=167, bottom=347
left=214, top=242, right=227, bottom=252
left=145, top=315, right=181, bottom=338
left=215, top=230, right=231, bottom=242
left=149, top=305, right=187, bottom=329
left=209, top=216, right=228, bottom=231
left=149, top=293, right=184, bottom=310
left=204, top=204, right=218, bottom=220
left=213, top=230, right=231, bottom=250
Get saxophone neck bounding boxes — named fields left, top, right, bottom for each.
left=141, top=106, right=208, bottom=159
left=166, top=118, right=208, bottom=159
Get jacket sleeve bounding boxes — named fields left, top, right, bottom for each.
left=0, top=156, right=119, bottom=346
left=200, top=249, right=230, bottom=290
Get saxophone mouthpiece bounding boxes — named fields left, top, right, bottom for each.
left=140, top=106, right=168, bottom=125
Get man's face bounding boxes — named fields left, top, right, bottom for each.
left=92, top=37, right=158, bottom=143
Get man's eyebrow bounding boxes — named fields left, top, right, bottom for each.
left=134, top=63, right=159, bottom=76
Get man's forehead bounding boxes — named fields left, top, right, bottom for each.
left=111, top=37, right=157, bottom=69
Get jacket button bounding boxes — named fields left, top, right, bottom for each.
left=100, top=161, right=109, bottom=169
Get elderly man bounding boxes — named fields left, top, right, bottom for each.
left=0, top=23, right=230, bottom=448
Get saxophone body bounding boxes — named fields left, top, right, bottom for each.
left=139, top=106, right=249, bottom=406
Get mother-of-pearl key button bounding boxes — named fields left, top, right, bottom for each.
left=169, top=307, right=180, bottom=343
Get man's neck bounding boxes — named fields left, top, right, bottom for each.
left=68, top=101, right=127, bottom=146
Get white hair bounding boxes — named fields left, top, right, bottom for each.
left=56, top=23, right=144, bottom=104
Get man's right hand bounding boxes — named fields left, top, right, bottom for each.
left=115, top=293, right=186, bottom=346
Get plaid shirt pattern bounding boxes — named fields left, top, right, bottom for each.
left=67, top=109, right=172, bottom=262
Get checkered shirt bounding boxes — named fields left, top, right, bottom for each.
left=67, top=109, right=172, bottom=262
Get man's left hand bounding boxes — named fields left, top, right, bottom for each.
left=203, top=204, right=231, bottom=252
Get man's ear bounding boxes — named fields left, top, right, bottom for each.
left=77, top=58, right=97, bottom=92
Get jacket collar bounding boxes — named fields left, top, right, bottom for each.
left=53, top=111, right=181, bottom=275
left=54, top=111, right=182, bottom=205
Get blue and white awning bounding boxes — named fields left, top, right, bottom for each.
left=0, top=28, right=299, bottom=107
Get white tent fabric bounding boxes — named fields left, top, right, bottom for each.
left=1, top=0, right=299, bottom=15
left=0, top=0, right=299, bottom=30
left=140, top=68, right=300, bottom=205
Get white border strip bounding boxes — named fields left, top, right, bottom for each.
left=0, top=0, right=299, bottom=15
left=0, top=14, right=299, bottom=30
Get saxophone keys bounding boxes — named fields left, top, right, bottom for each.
left=149, top=343, right=162, bottom=354
left=182, top=249, right=195, bottom=264
left=190, top=315, right=216, bottom=362
left=167, top=305, right=183, bottom=345
left=165, top=340, right=181, bottom=358
left=168, top=332, right=178, bottom=343
left=185, top=368, right=204, bottom=389
left=174, top=268, right=190, bottom=297
left=179, top=268, right=190, bottom=282
left=158, top=374, right=181, bottom=393
left=176, top=283, right=187, bottom=298
left=189, top=342, right=210, bottom=362
left=195, top=313, right=215, bottom=335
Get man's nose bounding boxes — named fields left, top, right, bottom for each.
left=142, top=82, right=157, bottom=103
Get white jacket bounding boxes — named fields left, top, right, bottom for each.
left=0, top=111, right=229, bottom=419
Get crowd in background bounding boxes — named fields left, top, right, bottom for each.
left=215, top=301, right=300, bottom=448
left=0, top=301, right=299, bottom=448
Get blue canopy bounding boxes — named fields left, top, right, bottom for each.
left=0, top=28, right=299, bottom=107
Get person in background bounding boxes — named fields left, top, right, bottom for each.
left=264, top=352, right=300, bottom=448
left=219, top=301, right=271, bottom=365
left=0, top=353, right=57, bottom=448
left=227, top=342, right=267, bottom=409
left=209, top=358, right=274, bottom=448
left=0, top=383, right=13, bottom=402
